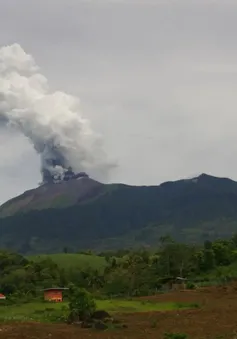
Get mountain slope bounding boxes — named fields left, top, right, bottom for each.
left=1, top=173, right=237, bottom=254
left=0, top=177, right=105, bottom=217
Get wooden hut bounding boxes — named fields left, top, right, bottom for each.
left=0, top=293, right=6, bottom=300
left=42, top=287, right=68, bottom=302
left=171, top=277, right=187, bottom=291
left=159, top=276, right=187, bottom=291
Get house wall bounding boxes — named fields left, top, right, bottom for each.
left=172, top=282, right=186, bottom=291
left=44, top=290, right=63, bottom=302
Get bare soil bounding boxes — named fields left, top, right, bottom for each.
left=2, top=284, right=237, bottom=339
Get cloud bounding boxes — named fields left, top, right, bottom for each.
left=0, top=43, right=115, bottom=185
left=0, top=0, right=237, bottom=202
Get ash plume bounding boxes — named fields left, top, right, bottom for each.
left=0, top=44, right=115, bottom=184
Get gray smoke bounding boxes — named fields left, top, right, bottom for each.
left=0, top=44, right=115, bottom=183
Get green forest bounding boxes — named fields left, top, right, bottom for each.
left=2, top=235, right=237, bottom=300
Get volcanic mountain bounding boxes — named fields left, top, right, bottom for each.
left=0, top=177, right=104, bottom=218
left=1, top=173, right=237, bottom=254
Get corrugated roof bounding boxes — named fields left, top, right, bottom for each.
left=42, top=287, right=69, bottom=291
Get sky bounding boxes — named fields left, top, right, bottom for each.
left=0, top=0, right=237, bottom=203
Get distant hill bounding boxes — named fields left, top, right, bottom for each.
left=1, top=173, right=237, bottom=254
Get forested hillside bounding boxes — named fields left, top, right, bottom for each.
left=1, top=174, right=237, bottom=253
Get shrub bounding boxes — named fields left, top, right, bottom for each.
left=68, top=284, right=96, bottom=322
left=186, top=282, right=196, bottom=290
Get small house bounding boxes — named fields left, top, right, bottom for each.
left=0, top=293, right=6, bottom=300
left=171, top=277, right=187, bottom=291
left=42, top=288, right=68, bottom=302
left=159, top=276, right=187, bottom=291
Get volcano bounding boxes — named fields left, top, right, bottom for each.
left=1, top=173, right=237, bottom=254
left=0, top=175, right=104, bottom=217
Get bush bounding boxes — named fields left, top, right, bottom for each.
left=68, top=284, right=96, bottom=322
left=186, top=282, right=196, bottom=290
left=91, top=310, right=111, bottom=320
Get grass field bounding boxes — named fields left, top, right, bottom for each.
left=2, top=284, right=237, bottom=338
left=0, top=299, right=197, bottom=322
left=28, top=253, right=107, bottom=272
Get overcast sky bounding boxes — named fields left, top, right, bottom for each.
left=1, top=0, right=237, bottom=203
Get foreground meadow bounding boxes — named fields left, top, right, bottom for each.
left=0, top=298, right=195, bottom=322
left=0, top=284, right=237, bottom=339
left=2, top=283, right=237, bottom=338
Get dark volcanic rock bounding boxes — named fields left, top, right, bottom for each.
left=92, top=310, right=111, bottom=320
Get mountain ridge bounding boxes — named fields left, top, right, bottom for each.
left=1, top=173, right=237, bottom=254
left=2, top=172, right=236, bottom=216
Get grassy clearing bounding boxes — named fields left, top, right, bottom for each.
left=28, top=253, right=107, bottom=272
left=96, top=299, right=197, bottom=312
left=0, top=299, right=199, bottom=322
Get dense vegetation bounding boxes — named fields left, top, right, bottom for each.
left=1, top=235, right=237, bottom=301
left=2, top=174, right=237, bottom=253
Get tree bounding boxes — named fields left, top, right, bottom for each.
left=63, top=247, right=68, bottom=254
left=157, top=242, right=194, bottom=277
left=212, top=239, right=233, bottom=266
left=68, top=284, right=96, bottom=322
left=202, top=248, right=215, bottom=271
left=103, top=267, right=131, bottom=296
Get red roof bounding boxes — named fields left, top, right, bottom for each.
left=0, top=293, right=6, bottom=299
left=42, top=288, right=68, bottom=291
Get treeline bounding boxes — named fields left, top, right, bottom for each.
left=1, top=235, right=237, bottom=299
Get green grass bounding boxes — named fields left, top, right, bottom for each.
left=96, top=299, right=196, bottom=312
left=28, top=253, right=107, bottom=272
left=0, top=299, right=199, bottom=323
left=0, top=303, right=64, bottom=322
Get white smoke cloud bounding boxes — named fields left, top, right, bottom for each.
left=0, top=43, right=115, bottom=183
